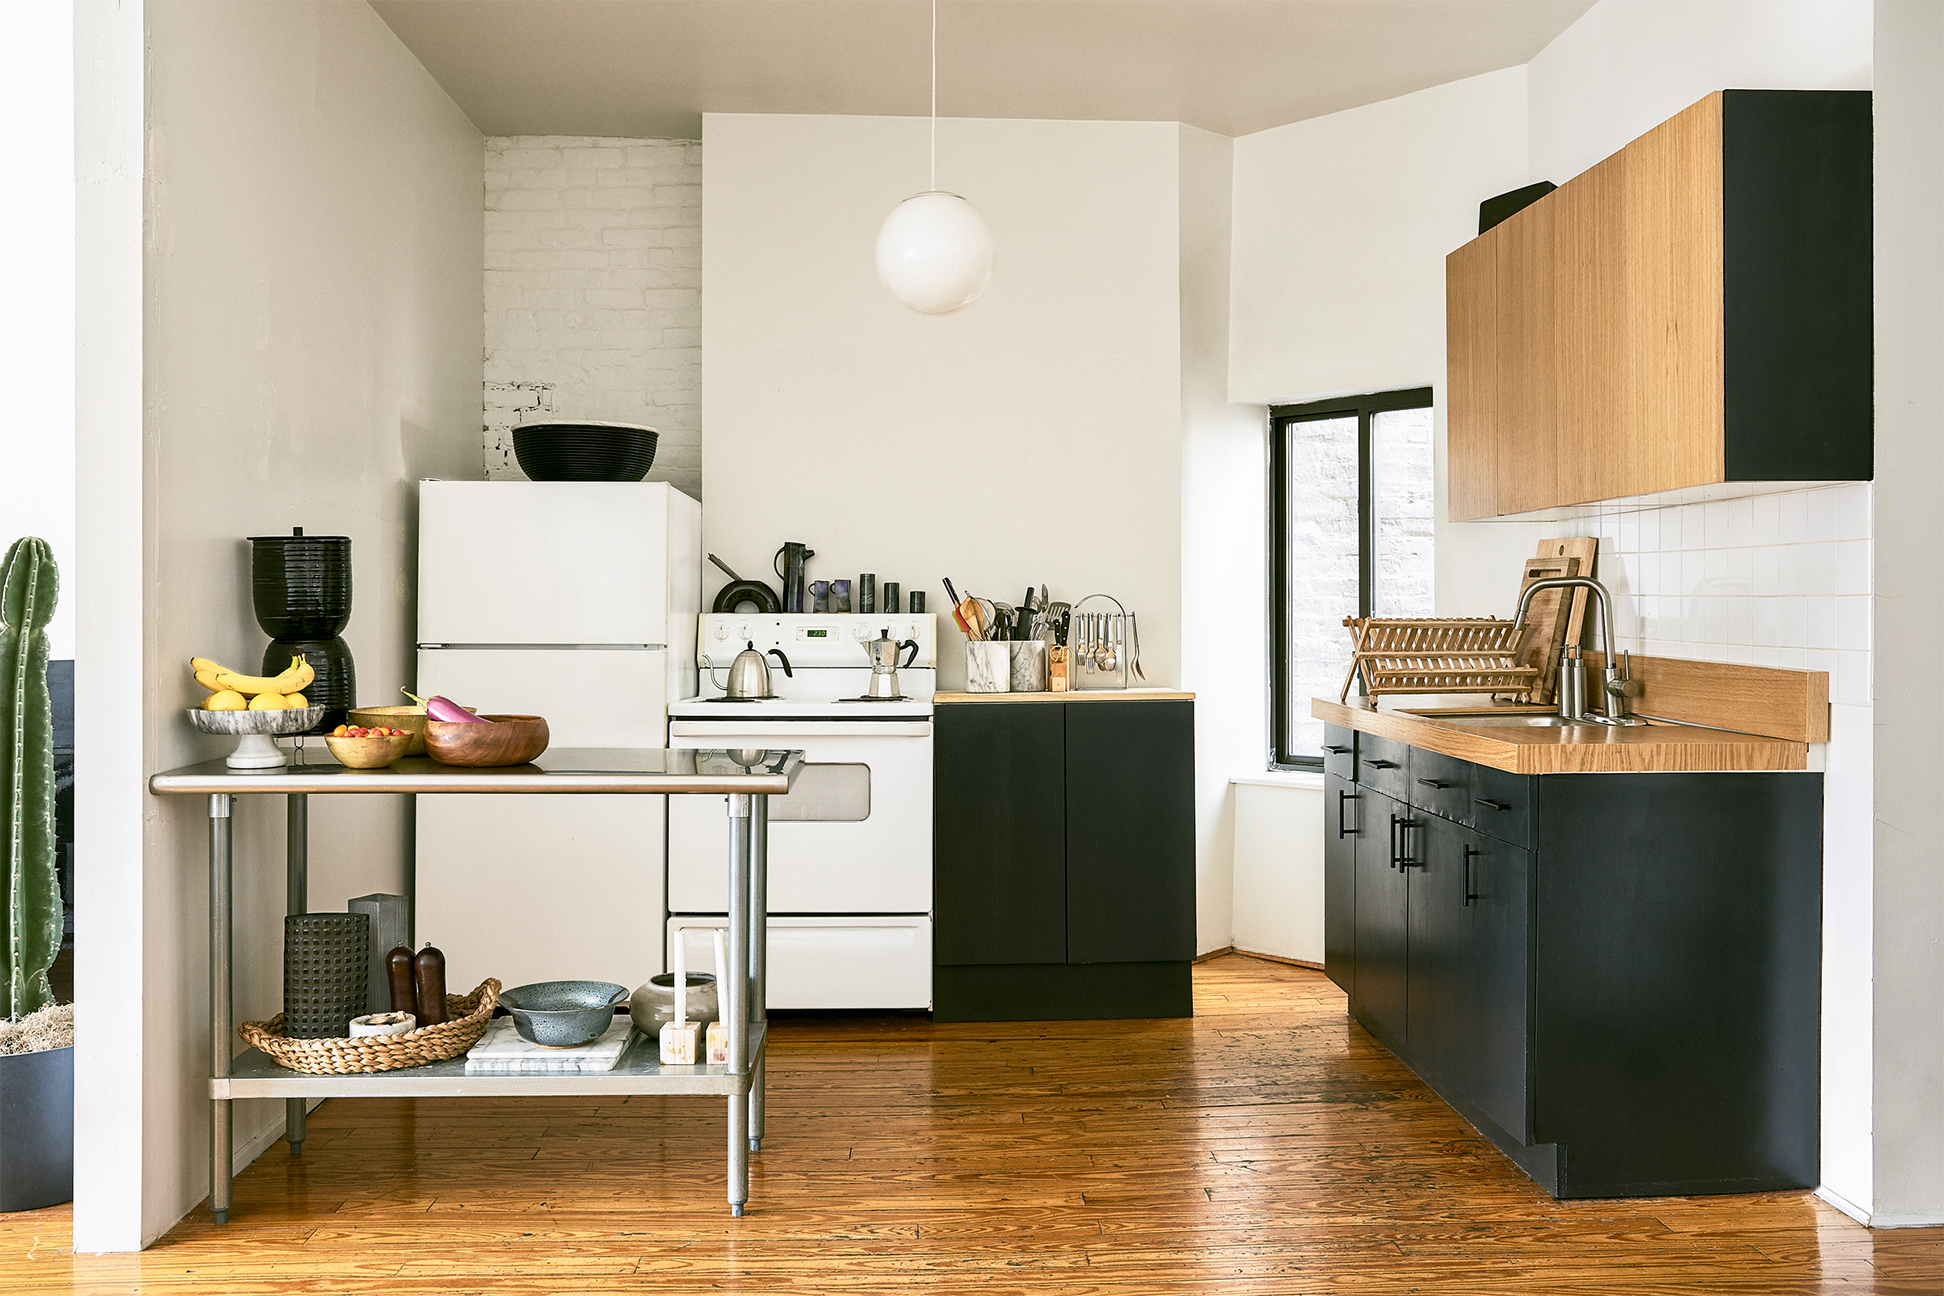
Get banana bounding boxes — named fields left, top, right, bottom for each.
left=248, top=692, right=288, bottom=711
left=195, top=669, right=224, bottom=692
left=191, top=656, right=239, bottom=676
left=212, top=654, right=313, bottom=697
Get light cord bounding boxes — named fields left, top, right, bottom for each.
left=930, top=0, right=937, bottom=191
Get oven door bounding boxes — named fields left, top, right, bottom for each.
left=667, top=720, right=932, bottom=913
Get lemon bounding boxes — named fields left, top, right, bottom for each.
left=284, top=692, right=309, bottom=709
left=248, top=692, right=288, bottom=711
left=203, top=690, right=248, bottom=711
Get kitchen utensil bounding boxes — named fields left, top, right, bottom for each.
left=864, top=626, right=920, bottom=699
left=323, top=730, right=413, bottom=768
left=858, top=574, right=876, bottom=614
left=725, top=640, right=793, bottom=699
left=965, top=641, right=1010, bottom=693
left=990, top=605, right=1013, bottom=641
left=413, top=944, right=448, bottom=1026
left=498, top=980, right=629, bottom=1048
left=709, top=553, right=782, bottom=614
left=186, top=705, right=326, bottom=769
left=883, top=581, right=900, bottom=613
left=511, top=421, right=658, bottom=482
left=1070, top=594, right=1144, bottom=690
left=775, top=542, right=814, bottom=614
left=283, top=913, right=370, bottom=1039
left=628, top=971, right=719, bottom=1033
left=422, top=714, right=551, bottom=766
left=973, top=598, right=997, bottom=639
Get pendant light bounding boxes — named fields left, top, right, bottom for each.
left=875, top=0, right=994, bottom=315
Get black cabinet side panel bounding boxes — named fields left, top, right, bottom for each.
left=1353, top=788, right=1411, bottom=1042
left=1722, top=89, right=1874, bottom=481
left=1323, top=774, right=1360, bottom=994
left=934, top=703, right=1067, bottom=966
left=1064, top=701, right=1197, bottom=964
left=1534, top=772, right=1822, bottom=1194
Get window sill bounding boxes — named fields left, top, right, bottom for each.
left=1231, top=772, right=1326, bottom=792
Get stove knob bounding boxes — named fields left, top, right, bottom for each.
left=855, top=624, right=873, bottom=641
left=712, top=623, right=730, bottom=641
left=736, top=622, right=750, bottom=640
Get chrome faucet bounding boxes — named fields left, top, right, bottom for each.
left=1510, top=576, right=1646, bottom=725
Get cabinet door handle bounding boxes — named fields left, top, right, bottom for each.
left=1473, top=797, right=1510, bottom=812
left=1397, top=818, right=1423, bottom=869
left=1388, top=814, right=1400, bottom=869
left=1336, top=789, right=1360, bottom=839
left=1416, top=778, right=1450, bottom=790
left=1462, top=845, right=1480, bottom=907
left=1367, top=758, right=1399, bottom=770
left=1322, top=744, right=1351, bottom=755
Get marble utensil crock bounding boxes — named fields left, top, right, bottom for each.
left=966, top=641, right=1010, bottom=693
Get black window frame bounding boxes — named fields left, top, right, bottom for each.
left=1268, top=386, right=1434, bottom=771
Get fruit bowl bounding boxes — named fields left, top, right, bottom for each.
left=323, top=731, right=414, bottom=769
left=423, top=714, right=550, bottom=767
left=185, top=706, right=326, bottom=769
left=348, top=704, right=475, bottom=756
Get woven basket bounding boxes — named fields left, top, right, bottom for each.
left=240, top=979, right=501, bottom=1075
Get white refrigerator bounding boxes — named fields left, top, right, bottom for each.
left=414, top=481, right=700, bottom=993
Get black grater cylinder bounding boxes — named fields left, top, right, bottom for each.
left=283, top=913, right=370, bottom=1038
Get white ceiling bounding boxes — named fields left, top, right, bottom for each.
left=371, top=0, right=1595, bottom=140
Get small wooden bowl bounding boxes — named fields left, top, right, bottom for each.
left=423, top=714, right=550, bottom=767
left=324, top=731, right=415, bottom=769
left=348, top=704, right=475, bottom=756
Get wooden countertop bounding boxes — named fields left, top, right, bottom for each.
left=1311, top=698, right=1808, bottom=774
left=936, top=689, right=1194, bottom=704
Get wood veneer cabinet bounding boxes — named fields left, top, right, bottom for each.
left=1448, top=90, right=1872, bottom=520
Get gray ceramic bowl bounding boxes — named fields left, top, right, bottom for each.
left=498, top=980, right=628, bottom=1048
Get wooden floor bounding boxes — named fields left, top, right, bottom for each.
left=6, top=955, right=1939, bottom=1293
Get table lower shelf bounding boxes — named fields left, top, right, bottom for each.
left=213, top=1022, right=766, bottom=1099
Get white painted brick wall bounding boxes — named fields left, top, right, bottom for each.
left=483, top=136, right=702, bottom=498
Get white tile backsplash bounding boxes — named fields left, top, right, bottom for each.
left=1566, top=481, right=1872, bottom=707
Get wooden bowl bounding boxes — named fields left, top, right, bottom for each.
left=324, top=731, right=415, bottom=769
left=423, top=714, right=550, bottom=767
left=348, top=703, right=475, bottom=756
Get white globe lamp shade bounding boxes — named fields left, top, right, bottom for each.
left=875, top=191, right=995, bottom=315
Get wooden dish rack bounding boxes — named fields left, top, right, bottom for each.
left=1339, top=617, right=1538, bottom=703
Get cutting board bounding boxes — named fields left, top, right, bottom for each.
left=1511, top=537, right=1597, bottom=704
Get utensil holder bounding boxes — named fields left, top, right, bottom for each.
left=283, top=914, right=370, bottom=1039
left=965, top=642, right=1010, bottom=693
left=1008, top=640, right=1048, bottom=692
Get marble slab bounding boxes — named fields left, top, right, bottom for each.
left=464, top=1017, right=633, bottom=1073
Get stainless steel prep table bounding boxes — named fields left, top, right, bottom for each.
left=148, top=747, right=803, bottom=1222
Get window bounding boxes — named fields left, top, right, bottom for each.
left=1269, top=388, right=1435, bottom=768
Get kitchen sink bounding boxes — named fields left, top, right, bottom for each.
left=1411, top=711, right=1634, bottom=728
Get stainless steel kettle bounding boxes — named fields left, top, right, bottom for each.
left=864, top=627, right=919, bottom=700
left=725, top=640, right=792, bottom=699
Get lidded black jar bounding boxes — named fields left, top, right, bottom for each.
left=249, top=528, right=355, bottom=734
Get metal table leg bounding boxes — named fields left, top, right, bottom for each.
left=285, top=793, right=308, bottom=1154
left=749, top=794, right=767, bottom=1153
left=209, top=794, right=234, bottom=1224
left=725, top=793, right=751, bottom=1217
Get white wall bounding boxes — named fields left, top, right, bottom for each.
left=701, top=113, right=1183, bottom=693
left=1222, top=69, right=1543, bottom=958
left=0, top=0, right=77, bottom=659
left=1230, top=779, right=1323, bottom=962
left=120, top=0, right=482, bottom=1247
left=1179, top=124, right=1262, bottom=953
left=483, top=136, right=702, bottom=499
left=1867, top=0, right=1944, bottom=1229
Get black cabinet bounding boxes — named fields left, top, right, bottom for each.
left=934, top=700, right=1195, bottom=1022
left=1322, top=774, right=1358, bottom=994
left=1327, top=733, right=1820, bottom=1199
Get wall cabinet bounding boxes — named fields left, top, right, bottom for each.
left=934, top=700, right=1195, bottom=1022
left=1323, top=722, right=1822, bottom=1198
left=1447, top=90, right=1872, bottom=519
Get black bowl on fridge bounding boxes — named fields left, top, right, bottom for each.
left=511, top=421, right=659, bottom=483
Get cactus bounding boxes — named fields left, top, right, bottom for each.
left=1, top=538, right=60, bottom=1019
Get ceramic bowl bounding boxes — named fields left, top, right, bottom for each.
left=323, top=731, right=414, bottom=769
left=423, top=714, right=549, bottom=767
left=628, top=972, right=719, bottom=1034
left=185, top=706, right=326, bottom=737
left=348, top=704, right=475, bottom=756
left=498, top=980, right=628, bottom=1048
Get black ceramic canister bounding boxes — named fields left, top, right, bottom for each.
left=883, top=582, right=900, bottom=614
left=250, top=528, right=355, bottom=735
left=858, top=574, right=876, bottom=614
left=909, top=591, right=926, bottom=614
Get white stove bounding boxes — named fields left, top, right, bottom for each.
left=667, top=614, right=937, bottom=1009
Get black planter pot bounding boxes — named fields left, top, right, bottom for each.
left=249, top=531, right=352, bottom=640
left=262, top=636, right=355, bottom=734
left=0, top=1045, right=73, bottom=1211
